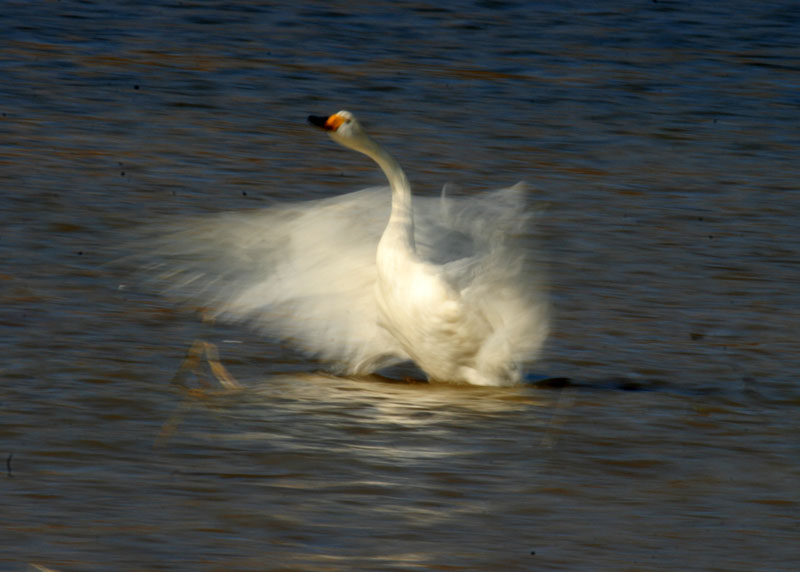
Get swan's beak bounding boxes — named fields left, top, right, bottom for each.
left=308, top=114, right=345, bottom=132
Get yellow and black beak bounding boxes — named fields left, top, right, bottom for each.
left=308, top=113, right=346, bottom=132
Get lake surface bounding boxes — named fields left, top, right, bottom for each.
left=2, top=1, right=799, bottom=570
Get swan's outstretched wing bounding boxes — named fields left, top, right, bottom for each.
left=138, top=187, right=408, bottom=374
left=415, top=182, right=531, bottom=271
left=136, top=183, right=546, bottom=376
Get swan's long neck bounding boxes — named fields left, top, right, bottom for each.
left=356, top=136, right=415, bottom=252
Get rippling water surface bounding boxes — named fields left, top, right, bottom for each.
left=2, top=2, right=799, bottom=570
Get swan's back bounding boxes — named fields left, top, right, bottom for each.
left=381, top=182, right=548, bottom=385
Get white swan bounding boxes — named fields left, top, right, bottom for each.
left=142, top=110, right=548, bottom=386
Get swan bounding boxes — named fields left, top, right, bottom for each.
left=141, top=111, right=548, bottom=386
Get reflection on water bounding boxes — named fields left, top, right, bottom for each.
left=3, top=1, right=799, bottom=570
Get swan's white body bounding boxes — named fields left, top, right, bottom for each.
left=145, top=111, right=548, bottom=386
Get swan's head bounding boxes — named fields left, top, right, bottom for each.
left=308, top=110, right=375, bottom=155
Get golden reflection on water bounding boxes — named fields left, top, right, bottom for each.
left=170, top=371, right=552, bottom=438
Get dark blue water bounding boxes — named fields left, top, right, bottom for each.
left=2, top=2, right=799, bottom=570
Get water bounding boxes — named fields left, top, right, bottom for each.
left=2, top=1, right=799, bottom=570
